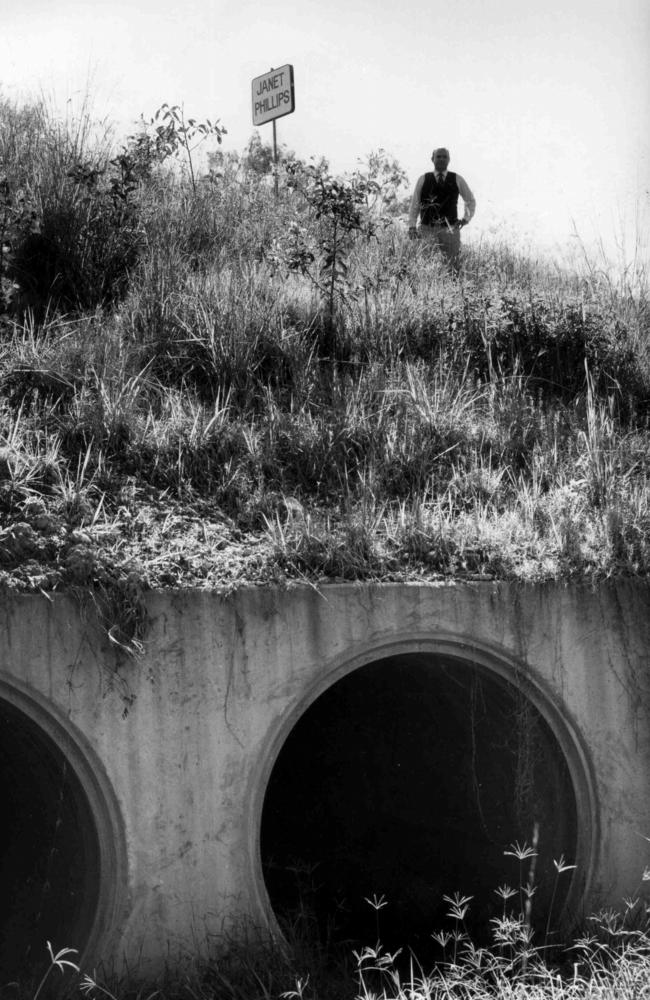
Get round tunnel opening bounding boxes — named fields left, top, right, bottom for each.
left=261, top=652, right=580, bottom=958
left=0, top=699, right=102, bottom=981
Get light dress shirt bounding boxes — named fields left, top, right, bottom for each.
left=408, top=171, right=477, bottom=227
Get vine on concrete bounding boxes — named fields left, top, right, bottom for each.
left=512, top=686, right=544, bottom=829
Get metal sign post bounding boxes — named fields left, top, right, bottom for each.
left=251, top=64, right=295, bottom=198
left=272, top=118, right=279, bottom=199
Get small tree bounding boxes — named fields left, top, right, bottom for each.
left=355, top=148, right=409, bottom=216
left=242, top=131, right=275, bottom=176
left=274, top=160, right=379, bottom=353
left=148, top=104, right=227, bottom=193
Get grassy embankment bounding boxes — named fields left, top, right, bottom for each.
left=1, top=95, right=649, bottom=997
left=1, top=97, right=649, bottom=651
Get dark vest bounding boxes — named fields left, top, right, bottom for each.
left=420, top=171, right=459, bottom=225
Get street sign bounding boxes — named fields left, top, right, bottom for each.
left=251, top=64, right=295, bottom=126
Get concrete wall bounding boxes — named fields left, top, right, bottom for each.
left=0, top=581, right=649, bottom=976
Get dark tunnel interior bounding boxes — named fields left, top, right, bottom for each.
left=261, top=653, right=579, bottom=958
left=0, top=702, right=101, bottom=982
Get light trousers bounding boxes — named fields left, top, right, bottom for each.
left=419, top=224, right=461, bottom=266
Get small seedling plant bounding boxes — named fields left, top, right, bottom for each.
left=148, top=103, right=227, bottom=193
left=279, top=160, right=379, bottom=345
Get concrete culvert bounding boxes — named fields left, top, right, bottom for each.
left=261, top=652, right=580, bottom=958
left=0, top=700, right=102, bottom=980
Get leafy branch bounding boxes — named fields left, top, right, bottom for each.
left=274, top=160, right=379, bottom=351
left=150, top=103, right=227, bottom=193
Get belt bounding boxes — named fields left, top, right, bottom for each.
left=422, top=221, right=456, bottom=229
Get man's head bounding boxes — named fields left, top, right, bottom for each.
left=431, top=148, right=450, bottom=173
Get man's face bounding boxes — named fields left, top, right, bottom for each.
left=432, top=150, right=450, bottom=173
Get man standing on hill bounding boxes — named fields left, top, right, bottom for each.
left=408, top=148, right=476, bottom=268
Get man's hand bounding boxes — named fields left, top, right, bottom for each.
left=408, top=227, right=418, bottom=240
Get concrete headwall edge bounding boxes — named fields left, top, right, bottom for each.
left=0, top=579, right=648, bottom=972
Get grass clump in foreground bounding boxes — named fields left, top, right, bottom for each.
left=0, top=92, right=649, bottom=637
left=20, top=856, right=650, bottom=1000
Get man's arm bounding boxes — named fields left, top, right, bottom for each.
left=407, top=175, right=425, bottom=228
left=455, top=174, right=476, bottom=222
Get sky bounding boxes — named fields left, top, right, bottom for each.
left=1, top=0, right=649, bottom=266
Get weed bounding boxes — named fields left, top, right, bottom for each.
left=280, top=160, right=380, bottom=355
left=146, top=103, right=227, bottom=194
left=9, top=852, right=650, bottom=998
